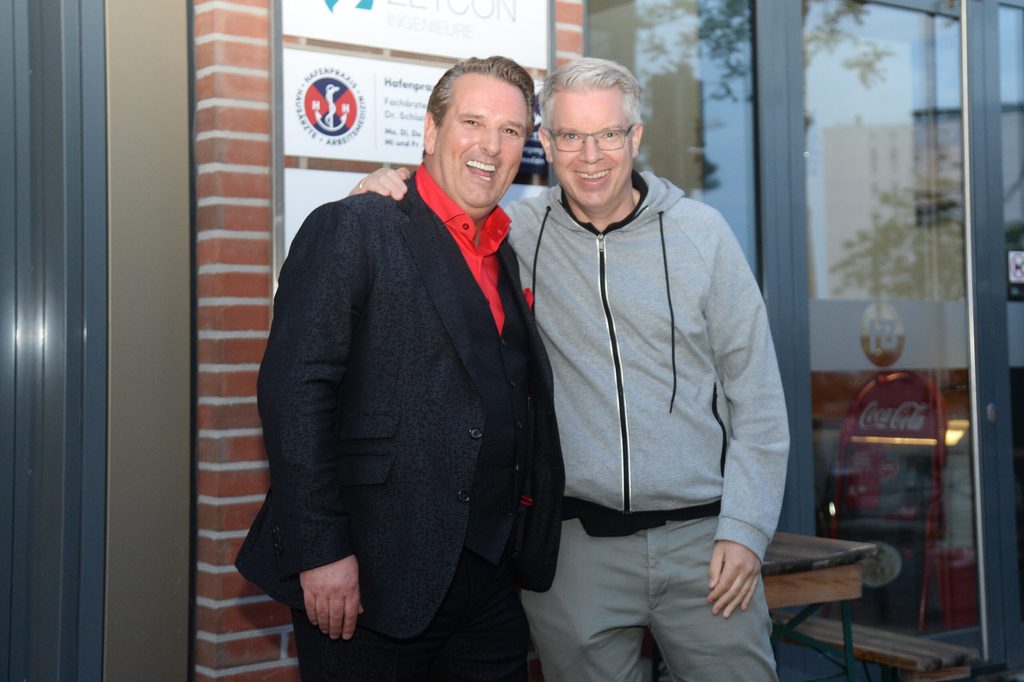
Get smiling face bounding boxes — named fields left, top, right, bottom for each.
left=422, top=73, right=530, bottom=226
left=539, top=88, right=643, bottom=231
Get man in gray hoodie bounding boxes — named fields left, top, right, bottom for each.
left=354, top=57, right=789, bottom=682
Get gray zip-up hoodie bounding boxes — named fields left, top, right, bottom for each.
left=504, top=170, right=789, bottom=559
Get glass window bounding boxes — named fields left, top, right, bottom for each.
left=588, top=0, right=758, bottom=272
left=804, top=0, right=978, bottom=634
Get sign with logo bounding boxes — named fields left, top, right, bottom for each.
left=834, top=371, right=945, bottom=513
left=284, top=49, right=444, bottom=163
left=283, top=0, right=548, bottom=69
left=298, top=69, right=366, bottom=144
left=859, top=301, right=905, bottom=368
left=1010, top=250, right=1024, bottom=284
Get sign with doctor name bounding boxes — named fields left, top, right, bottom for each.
left=284, top=49, right=444, bottom=163
left=284, top=0, right=548, bottom=70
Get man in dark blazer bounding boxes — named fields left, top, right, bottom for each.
left=235, top=56, right=564, bottom=681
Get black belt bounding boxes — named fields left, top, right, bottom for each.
left=563, top=496, right=721, bottom=537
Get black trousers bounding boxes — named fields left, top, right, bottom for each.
left=291, top=549, right=529, bottom=682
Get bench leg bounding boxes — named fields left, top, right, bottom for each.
left=771, top=604, right=859, bottom=681
left=840, top=601, right=855, bottom=682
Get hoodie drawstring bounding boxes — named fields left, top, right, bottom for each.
left=658, top=211, right=677, bottom=413
left=531, top=206, right=552, bottom=299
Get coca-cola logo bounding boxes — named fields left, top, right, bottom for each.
left=857, top=400, right=928, bottom=432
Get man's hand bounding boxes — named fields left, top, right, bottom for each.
left=349, top=166, right=411, bottom=199
left=299, top=555, right=364, bottom=640
left=707, top=540, right=761, bottom=618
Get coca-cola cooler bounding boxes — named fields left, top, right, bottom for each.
left=825, top=371, right=972, bottom=632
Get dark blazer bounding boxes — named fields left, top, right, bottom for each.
left=236, top=180, right=564, bottom=639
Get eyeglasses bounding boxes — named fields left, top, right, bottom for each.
left=546, top=125, right=634, bottom=152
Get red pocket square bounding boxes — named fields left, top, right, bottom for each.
left=523, top=287, right=534, bottom=309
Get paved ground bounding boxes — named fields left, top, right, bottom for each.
left=977, top=672, right=1024, bottom=681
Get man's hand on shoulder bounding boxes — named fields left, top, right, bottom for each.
left=299, top=554, right=364, bottom=640
left=707, top=540, right=761, bottom=619
left=349, top=166, right=411, bottom=200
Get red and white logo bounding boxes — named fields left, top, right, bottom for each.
left=1009, top=251, right=1024, bottom=284
left=296, top=69, right=366, bottom=145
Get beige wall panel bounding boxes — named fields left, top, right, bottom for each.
left=104, top=1, right=191, bottom=679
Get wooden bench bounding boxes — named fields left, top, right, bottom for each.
left=774, top=613, right=980, bottom=681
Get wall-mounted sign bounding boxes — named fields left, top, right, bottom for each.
left=283, top=0, right=548, bottom=69
left=1010, top=250, right=1024, bottom=284
left=284, top=49, right=444, bottom=163
left=1010, top=250, right=1024, bottom=301
left=284, top=168, right=366, bottom=250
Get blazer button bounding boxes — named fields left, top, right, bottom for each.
left=457, top=489, right=471, bottom=503
left=469, top=427, right=482, bottom=439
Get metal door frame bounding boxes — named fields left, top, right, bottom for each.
left=968, top=0, right=1024, bottom=669
left=1, top=0, right=108, bottom=678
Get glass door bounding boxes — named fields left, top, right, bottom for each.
left=588, top=0, right=758, bottom=267
left=803, top=0, right=979, bottom=635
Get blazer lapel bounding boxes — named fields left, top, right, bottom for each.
left=499, top=240, right=554, bottom=397
left=397, top=183, right=492, bottom=398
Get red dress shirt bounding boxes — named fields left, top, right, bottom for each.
left=415, top=164, right=510, bottom=334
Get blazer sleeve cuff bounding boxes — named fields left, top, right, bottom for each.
left=273, top=515, right=355, bottom=579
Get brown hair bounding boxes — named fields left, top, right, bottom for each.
left=427, top=56, right=535, bottom=131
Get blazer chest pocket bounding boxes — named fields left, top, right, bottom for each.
left=337, top=414, right=399, bottom=485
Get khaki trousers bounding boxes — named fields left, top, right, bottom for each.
left=521, top=517, right=777, bottom=682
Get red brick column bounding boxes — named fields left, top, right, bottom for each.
left=191, top=2, right=584, bottom=679
left=555, top=0, right=585, bottom=66
left=192, top=0, right=293, bottom=680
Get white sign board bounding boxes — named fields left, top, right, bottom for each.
left=284, top=49, right=444, bottom=163
left=283, top=0, right=548, bottom=69
left=284, top=168, right=366, bottom=251
left=1010, top=250, right=1024, bottom=284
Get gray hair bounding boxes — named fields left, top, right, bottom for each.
left=426, top=56, right=535, bottom=131
left=539, top=57, right=642, bottom=128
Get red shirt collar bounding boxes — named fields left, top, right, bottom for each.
left=415, top=164, right=510, bottom=255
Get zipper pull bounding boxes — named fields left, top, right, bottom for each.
left=597, top=233, right=605, bottom=254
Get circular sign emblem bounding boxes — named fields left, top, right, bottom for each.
left=296, top=69, right=366, bottom=145
left=859, top=301, right=905, bottom=368
left=861, top=540, right=902, bottom=588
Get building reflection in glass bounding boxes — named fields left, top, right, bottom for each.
left=804, top=0, right=977, bottom=634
